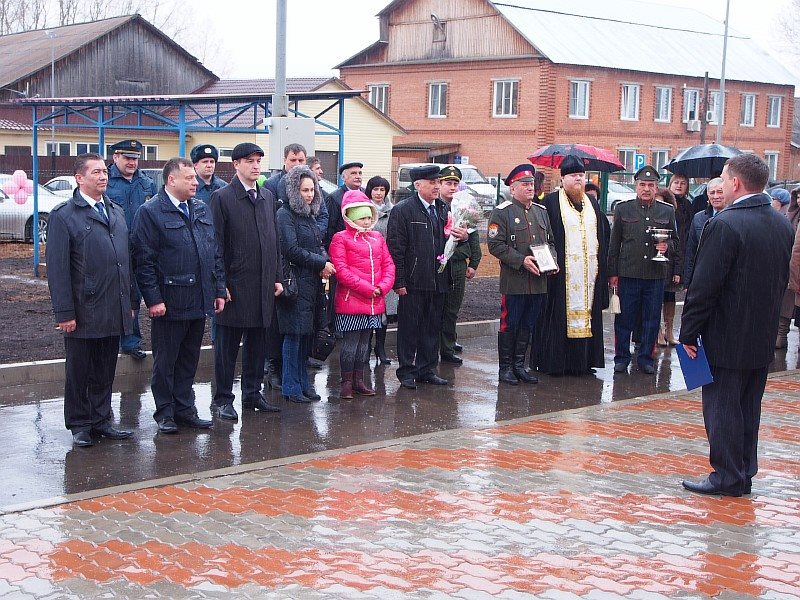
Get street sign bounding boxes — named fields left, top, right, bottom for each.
left=634, top=153, right=646, bottom=170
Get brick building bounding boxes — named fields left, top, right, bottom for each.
left=339, top=0, right=796, bottom=183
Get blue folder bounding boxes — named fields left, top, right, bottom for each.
left=676, top=341, right=714, bottom=390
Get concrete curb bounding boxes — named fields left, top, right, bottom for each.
left=0, top=319, right=501, bottom=387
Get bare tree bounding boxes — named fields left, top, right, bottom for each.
left=777, top=0, right=800, bottom=63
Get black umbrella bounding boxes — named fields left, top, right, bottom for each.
left=528, top=143, right=624, bottom=173
left=664, top=143, right=743, bottom=178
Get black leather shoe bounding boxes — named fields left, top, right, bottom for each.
left=399, top=378, right=417, bottom=389
left=94, top=425, right=133, bottom=439
left=682, top=477, right=742, bottom=497
left=499, top=368, right=519, bottom=385
left=285, top=394, right=311, bottom=403
left=302, top=389, right=321, bottom=401
left=122, top=348, right=147, bottom=360
left=157, top=418, right=179, bottom=434
left=214, top=403, right=239, bottom=421
left=245, top=395, right=282, bottom=412
left=174, top=415, right=212, bottom=429
left=613, top=362, right=628, bottom=373
left=514, top=369, right=539, bottom=384
left=453, top=343, right=463, bottom=353
left=440, top=354, right=463, bottom=365
left=72, top=430, right=93, bottom=447
left=416, top=373, right=449, bottom=385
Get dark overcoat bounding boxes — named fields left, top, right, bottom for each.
left=209, top=176, right=281, bottom=328
left=47, top=189, right=134, bottom=338
left=534, top=191, right=610, bottom=373
left=275, top=166, right=328, bottom=336
left=679, top=193, right=793, bottom=369
left=130, top=190, right=226, bottom=320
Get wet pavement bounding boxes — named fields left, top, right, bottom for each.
left=0, top=342, right=798, bottom=597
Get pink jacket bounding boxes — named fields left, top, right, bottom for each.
left=330, top=191, right=395, bottom=316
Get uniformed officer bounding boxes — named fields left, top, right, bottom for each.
left=191, top=144, right=226, bottom=203
left=438, top=165, right=482, bottom=363
left=488, top=164, right=557, bottom=385
left=106, top=139, right=157, bottom=360
left=607, top=165, right=678, bottom=375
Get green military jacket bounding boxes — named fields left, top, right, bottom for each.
left=451, top=230, right=482, bottom=271
left=487, top=198, right=555, bottom=295
left=608, top=198, right=678, bottom=280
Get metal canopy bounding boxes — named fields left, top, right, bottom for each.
left=16, top=89, right=363, bottom=275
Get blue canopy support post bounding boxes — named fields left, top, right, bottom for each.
left=337, top=98, right=345, bottom=185
left=178, top=104, right=186, bottom=157
left=32, top=107, right=40, bottom=277
left=98, top=105, right=105, bottom=156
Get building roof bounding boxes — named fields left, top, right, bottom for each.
left=491, top=0, right=794, bottom=85
left=0, top=118, right=31, bottom=131
left=0, top=15, right=216, bottom=92
left=195, top=78, right=335, bottom=95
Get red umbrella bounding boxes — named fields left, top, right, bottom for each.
left=528, top=143, right=624, bottom=172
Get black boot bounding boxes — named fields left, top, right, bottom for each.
left=513, top=328, right=538, bottom=383
left=374, top=326, right=391, bottom=365
left=498, top=331, right=518, bottom=385
left=265, top=358, right=281, bottom=390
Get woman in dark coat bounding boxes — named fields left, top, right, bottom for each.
left=276, top=166, right=335, bottom=403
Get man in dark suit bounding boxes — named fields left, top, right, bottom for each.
left=680, top=154, right=794, bottom=497
left=324, top=161, right=363, bottom=247
left=209, top=143, right=284, bottom=421
left=47, top=153, right=136, bottom=447
left=131, top=157, right=226, bottom=433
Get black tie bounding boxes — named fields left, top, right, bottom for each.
left=428, top=204, right=438, bottom=228
left=247, top=188, right=257, bottom=204
left=95, top=201, right=108, bottom=222
left=179, top=202, right=190, bottom=219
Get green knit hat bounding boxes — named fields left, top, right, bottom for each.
left=346, top=205, right=373, bottom=221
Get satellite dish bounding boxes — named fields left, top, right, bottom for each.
left=430, top=13, right=444, bottom=31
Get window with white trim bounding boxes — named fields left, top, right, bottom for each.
left=654, top=87, right=672, bottom=122
left=143, top=145, right=158, bottom=161
left=45, top=142, right=70, bottom=156
left=767, top=96, right=782, bottom=128
left=618, top=149, right=636, bottom=172
left=652, top=150, right=669, bottom=172
left=683, top=88, right=700, bottom=122
left=493, top=79, right=518, bottom=117
left=620, top=84, right=640, bottom=121
left=368, top=84, right=388, bottom=113
left=765, top=152, right=779, bottom=179
left=706, top=91, right=721, bottom=124
left=75, top=143, right=100, bottom=154
left=569, top=80, right=589, bottom=118
left=740, top=94, right=755, bottom=126
left=428, top=82, right=447, bottom=118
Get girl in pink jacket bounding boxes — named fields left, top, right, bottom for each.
left=329, top=190, right=396, bottom=398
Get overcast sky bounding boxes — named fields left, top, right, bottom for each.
left=187, top=0, right=798, bottom=82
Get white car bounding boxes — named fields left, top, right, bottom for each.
left=607, top=182, right=636, bottom=213
left=0, top=175, right=65, bottom=243
left=396, top=163, right=502, bottom=211
left=43, top=175, right=77, bottom=198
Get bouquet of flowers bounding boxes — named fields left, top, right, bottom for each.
left=437, top=190, right=483, bottom=273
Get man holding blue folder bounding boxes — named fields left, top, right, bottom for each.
left=679, top=154, right=793, bottom=497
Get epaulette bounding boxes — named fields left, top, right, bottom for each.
left=495, top=200, right=512, bottom=209
left=51, top=200, right=68, bottom=212
left=532, top=202, right=546, bottom=210
left=655, top=199, right=674, bottom=208
left=616, top=198, right=634, bottom=204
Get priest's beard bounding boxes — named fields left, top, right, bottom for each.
left=565, top=185, right=584, bottom=206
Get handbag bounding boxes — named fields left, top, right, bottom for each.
left=280, top=260, right=298, bottom=301
left=310, top=285, right=336, bottom=361
left=609, top=285, right=621, bottom=314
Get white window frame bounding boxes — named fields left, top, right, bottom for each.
left=493, top=79, right=519, bottom=118
left=143, top=145, right=158, bottom=161
left=618, top=148, right=636, bottom=173
left=767, top=96, right=782, bottom=128
left=45, top=141, right=70, bottom=156
left=683, top=88, right=700, bottom=122
left=75, top=142, right=100, bottom=155
left=368, top=84, right=388, bottom=113
left=765, top=152, right=779, bottom=179
left=620, top=84, right=640, bottom=121
left=569, top=80, right=590, bottom=119
left=706, top=91, right=722, bottom=125
left=740, top=94, right=756, bottom=127
left=654, top=86, right=672, bottom=123
left=428, top=82, right=447, bottom=118
left=651, top=149, right=669, bottom=172
left=218, top=148, right=233, bottom=162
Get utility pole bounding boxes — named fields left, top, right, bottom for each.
left=716, top=0, right=730, bottom=145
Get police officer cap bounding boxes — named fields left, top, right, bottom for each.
left=504, top=164, right=536, bottom=186
left=231, top=142, right=264, bottom=161
left=110, top=139, right=142, bottom=159
left=559, top=155, right=586, bottom=176
left=438, top=165, right=462, bottom=181
left=410, top=164, right=441, bottom=182
left=338, top=161, right=363, bottom=175
left=190, top=144, right=218, bottom=163
left=634, top=165, right=659, bottom=181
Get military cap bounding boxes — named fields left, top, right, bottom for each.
left=190, top=144, right=218, bottom=163
left=634, top=165, right=660, bottom=181
left=504, top=164, right=536, bottom=186
left=231, top=142, right=264, bottom=161
left=338, top=161, right=363, bottom=175
left=438, top=165, right=462, bottom=181
left=410, top=164, right=441, bottom=182
left=559, top=155, right=586, bottom=176
left=109, top=139, right=142, bottom=159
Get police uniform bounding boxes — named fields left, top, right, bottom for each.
left=487, top=164, right=556, bottom=385
left=439, top=166, right=482, bottom=363
left=608, top=165, right=677, bottom=374
left=190, top=144, right=226, bottom=203
left=105, top=139, right=157, bottom=358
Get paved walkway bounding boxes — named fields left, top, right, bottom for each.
left=0, top=370, right=798, bottom=598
